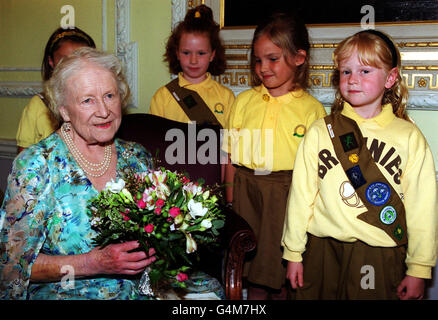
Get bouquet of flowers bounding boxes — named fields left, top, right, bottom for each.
left=87, top=167, right=225, bottom=295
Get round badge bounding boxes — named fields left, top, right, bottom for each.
left=293, top=125, right=306, bottom=138
left=365, top=182, right=391, bottom=206
left=348, top=153, right=359, bottom=164
left=214, top=103, right=224, bottom=114
left=380, top=206, right=397, bottom=225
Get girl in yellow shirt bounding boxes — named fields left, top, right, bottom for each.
left=223, top=12, right=326, bottom=299
left=16, top=27, right=95, bottom=153
left=149, top=4, right=234, bottom=128
left=283, top=30, right=437, bottom=300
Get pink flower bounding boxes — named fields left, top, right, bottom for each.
left=181, top=176, right=190, bottom=184
left=120, top=212, right=130, bottom=221
left=144, top=224, right=154, bottom=233
left=154, top=207, right=162, bottom=215
left=155, top=199, right=165, bottom=208
left=176, top=272, right=188, bottom=282
left=137, top=199, right=146, bottom=209
left=169, top=207, right=181, bottom=218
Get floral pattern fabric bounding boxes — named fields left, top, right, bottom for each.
left=0, top=133, right=153, bottom=300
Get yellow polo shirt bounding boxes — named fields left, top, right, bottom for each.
left=16, top=94, right=58, bottom=148
left=281, top=103, right=438, bottom=279
left=149, top=72, right=235, bottom=128
left=223, top=85, right=326, bottom=172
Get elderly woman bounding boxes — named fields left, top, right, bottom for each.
left=0, top=47, right=156, bottom=299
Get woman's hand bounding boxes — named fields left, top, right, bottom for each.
left=88, top=241, right=156, bottom=276
left=286, top=261, right=303, bottom=289
left=397, top=275, right=425, bottom=300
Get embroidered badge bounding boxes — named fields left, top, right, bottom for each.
left=348, top=153, right=359, bottom=164
left=327, top=124, right=335, bottom=138
left=346, top=165, right=367, bottom=189
left=262, top=94, right=270, bottom=102
left=183, top=94, right=197, bottom=108
left=214, top=103, right=224, bottom=114
left=293, top=124, right=306, bottom=138
left=339, top=181, right=364, bottom=208
left=339, top=132, right=358, bottom=152
left=393, top=224, right=404, bottom=241
left=380, top=206, right=397, bottom=225
left=366, top=182, right=391, bottom=206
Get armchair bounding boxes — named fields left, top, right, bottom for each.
left=116, top=113, right=256, bottom=300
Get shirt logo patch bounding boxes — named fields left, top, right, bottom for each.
left=293, top=125, right=306, bottom=138
left=339, top=132, right=358, bottom=152
left=366, top=182, right=391, bottom=206
left=346, top=165, right=367, bottom=189
left=214, top=103, right=224, bottom=114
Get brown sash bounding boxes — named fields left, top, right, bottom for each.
left=324, top=113, right=407, bottom=246
left=165, top=78, right=222, bottom=128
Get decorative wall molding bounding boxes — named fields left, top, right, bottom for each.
left=179, top=1, right=438, bottom=110
left=102, top=0, right=107, bottom=51
left=220, top=40, right=438, bottom=109
left=116, top=0, right=138, bottom=108
left=0, top=67, right=40, bottom=72
left=171, top=0, right=187, bottom=30
left=0, top=82, right=41, bottom=98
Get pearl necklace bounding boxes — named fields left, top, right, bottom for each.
left=60, top=122, right=112, bottom=178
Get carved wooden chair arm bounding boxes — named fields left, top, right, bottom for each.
left=222, top=206, right=257, bottom=300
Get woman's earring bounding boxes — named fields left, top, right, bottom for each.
left=63, top=122, right=71, bottom=132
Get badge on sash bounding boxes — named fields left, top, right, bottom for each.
left=340, top=132, right=358, bottom=152
left=345, top=165, right=367, bottom=189
left=183, top=95, right=197, bottom=109
left=366, top=182, right=391, bottom=206
left=380, top=206, right=397, bottom=225
left=348, top=153, right=359, bottom=164
left=393, top=224, right=404, bottom=241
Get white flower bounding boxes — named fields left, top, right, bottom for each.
left=90, top=217, right=101, bottom=227
left=121, top=188, right=134, bottom=203
left=202, top=190, right=210, bottom=200
left=105, top=179, right=125, bottom=193
left=183, top=183, right=203, bottom=196
left=185, top=233, right=197, bottom=253
left=178, top=222, right=189, bottom=231
left=200, top=219, right=212, bottom=230
left=148, top=170, right=167, bottom=185
left=188, top=199, right=208, bottom=219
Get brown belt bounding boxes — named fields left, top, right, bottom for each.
left=233, top=164, right=292, bottom=176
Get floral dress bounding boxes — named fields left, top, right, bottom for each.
left=0, top=133, right=153, bottom=299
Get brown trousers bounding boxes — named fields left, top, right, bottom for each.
left=297, top=234, right=407, bottom=300
left=232, top=166, right=293, bottom=290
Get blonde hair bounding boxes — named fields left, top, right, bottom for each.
left=251, top=12, right=310, bottom=90
left=332, top=30, right=409, bottom=120
left=44, top=47, right=130, bottom=122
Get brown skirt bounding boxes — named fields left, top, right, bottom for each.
left=232, top=166, right=293, bottom=290
left=297, top=234, right=407, bottom=299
